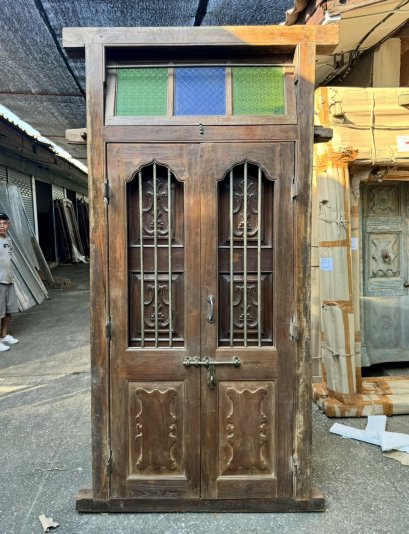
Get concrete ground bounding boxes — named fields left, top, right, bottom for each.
left=0, top=263, right=408, bottom=534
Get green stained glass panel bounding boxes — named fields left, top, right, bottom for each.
left=116, top=68, right=168, bottom=116
left=233, top=67, right=285, bottom=116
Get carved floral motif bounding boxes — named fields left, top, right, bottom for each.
left=233, top=282, right=259, bottom=329
left=144, top=282, right=171, bottom=329
left=142, top=177, right=173, bottom=238
left=369, top=234, right=400, bottom=278
left=367, top=186, right=399, bottom=216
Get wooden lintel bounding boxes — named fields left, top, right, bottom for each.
left=63, top=25, right=338, bottom=56
left=314, top=126, right=333, bottom=143
left=66, top=128, right=88, bottom=144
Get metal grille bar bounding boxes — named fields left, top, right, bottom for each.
left=243, top=162, right=248, bottom=347
left=153, top=163, right=159, bottom=347
left=229, top=170, right=234, bottom=347
left=168, top=168, right=173, bottom=347
left=138, top=171, right=144, bottom=347
left=257, top=167, right=262, bottom=346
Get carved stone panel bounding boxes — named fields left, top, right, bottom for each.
left=366, top=185, right=400, bottom=216
left=128, top=382, right=184, bottom=476
left=218, top=381, right=275, bottom=477
left=368, top=233, right=400, bottom=279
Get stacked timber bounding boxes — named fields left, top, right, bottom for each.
left=0, top=183, right=51, bottom=310
left=54, top=198, right=88, bottom=263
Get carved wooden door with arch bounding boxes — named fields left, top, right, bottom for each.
left=107, top=141, right=295, bottom=501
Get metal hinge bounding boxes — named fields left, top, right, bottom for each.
left=106, top=449, right=112, bottom=476
left=291, top=181, right=298, bottom=200
left=105, top=315, right=112, bottom=340
left=290, top=316, right=299, bottom=342
left=104, top=181, right=110, bottom=203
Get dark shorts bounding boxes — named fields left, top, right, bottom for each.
left=0, top=283, right=18, bottom=318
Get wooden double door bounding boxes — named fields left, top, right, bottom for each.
left=108, top=141, right=296, bottom=502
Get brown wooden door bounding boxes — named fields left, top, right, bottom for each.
left=107, top=141, right=295, bottom=501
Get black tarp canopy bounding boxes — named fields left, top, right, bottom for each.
left=0, top=0, right=297, bottom=165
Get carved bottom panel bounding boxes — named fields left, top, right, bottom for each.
left=128, top=382, right=184, bottom=476
left=218, top=381, right=275, bottom=477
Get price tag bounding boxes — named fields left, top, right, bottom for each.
left=320, top=257, right=333, bottom=271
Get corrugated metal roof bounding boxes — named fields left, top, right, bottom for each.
left=0, top=103, right=88, bottom=175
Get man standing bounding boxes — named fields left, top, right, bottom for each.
left=0, top=213, right=19, bottom=352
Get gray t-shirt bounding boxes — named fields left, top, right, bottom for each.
left=0, top=236, right=14, bottom=284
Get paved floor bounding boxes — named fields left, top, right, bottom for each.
left=0, top=264, right=408, bottom=534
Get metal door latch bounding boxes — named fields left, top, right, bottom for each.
left=183, top=356, right=241, bottom=389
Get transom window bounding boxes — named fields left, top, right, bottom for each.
left=115, top=66, right=286, bottom=117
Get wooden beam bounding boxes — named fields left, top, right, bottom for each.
left=66, top=128, right=88, bottom=144
left=314, top=126, right=333, bottom=143
left=63, top=25, right=339, bottom=56
left=0, top=148, right=88, bottom=195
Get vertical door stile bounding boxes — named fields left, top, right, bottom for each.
left=168, top=168, right=173, bottom=347
left=138, top=171, right=144, bottom=347
left=229, top=170, right=234, bottom=347
left=153, top=162, right=158, bottom=347
left=257, top=167, right=262, bottom=347
left=243, top=161, right=248, bottom=347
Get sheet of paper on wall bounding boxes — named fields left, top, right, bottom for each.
left=320, top=257, right=333, bottom=271
left=330, top=415, right=409, bottom=454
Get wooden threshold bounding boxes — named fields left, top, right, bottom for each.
left=76, top=488, right=325, bottom=513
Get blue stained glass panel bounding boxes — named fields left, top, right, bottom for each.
left=175, top=67, right=226, bottom=116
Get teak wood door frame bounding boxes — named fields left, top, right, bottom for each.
left=63, top=25, right=339, bottom=513
left=106, top=141, right=296, bottom=505
left=107, top=143, right=202, bottom=500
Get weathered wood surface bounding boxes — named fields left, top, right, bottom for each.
left=66, top=128, right=87, bottom=144
left=293, top=41, right=316, bottom=500
left=85, top=42, right=110, bottom=500
left=76, top=488, right=325, bottom=513
left=69, top=24, right=338, bottom=511
left=63, top=25, right=338, bottom=55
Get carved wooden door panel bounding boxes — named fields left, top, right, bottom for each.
left=108, top=144, right=202, bottom=499
left=108, top=141, right=295, bottom=500
left=361, top=183, right=409, bottom=366
left=200, top=143, right=295, bottom=499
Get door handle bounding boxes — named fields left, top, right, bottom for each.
left=182, top=356, right=241, bottom=389
left=207, top=295, right=215, bottom=323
